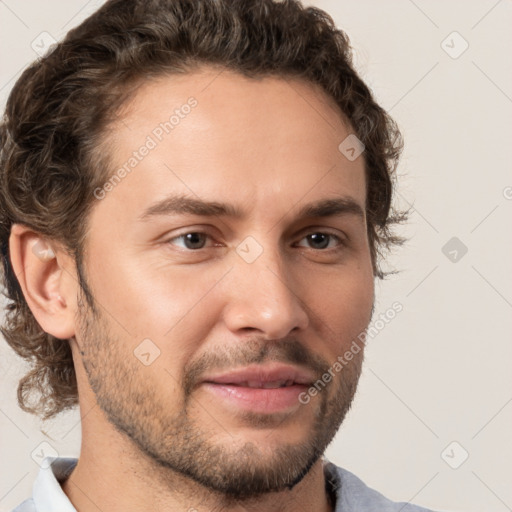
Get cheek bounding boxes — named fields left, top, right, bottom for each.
left=305, top=266, right=374, bottom=348
left=89, top=257, right=229, bottom=368
left=88, top=250, right=223, bottom=339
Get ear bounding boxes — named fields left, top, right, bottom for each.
left=8, top=224, right=78, bottom=340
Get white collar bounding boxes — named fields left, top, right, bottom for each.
left=32, top=457, right=77, bottom=512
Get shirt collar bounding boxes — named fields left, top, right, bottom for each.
left=33, top=457, right=77, bottom=512
left=323, top=459, right=343, bottom=511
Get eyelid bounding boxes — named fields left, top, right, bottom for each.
left=296, top=226, right=348, bottom=242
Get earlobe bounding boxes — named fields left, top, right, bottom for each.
left=8, top=223, right=77, bottom=340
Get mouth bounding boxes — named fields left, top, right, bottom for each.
left=199, top=364, right=315, bottom=414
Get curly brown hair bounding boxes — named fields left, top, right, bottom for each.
left=0, top=0, right=405, bottom=420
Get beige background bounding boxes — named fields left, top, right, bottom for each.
left=1, top=1, right=511, bottom=511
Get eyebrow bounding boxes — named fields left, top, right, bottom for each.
left=137, top=194, right=364, bottom=222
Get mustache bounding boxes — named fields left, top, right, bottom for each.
left=182, top=338, right=331, bottom=397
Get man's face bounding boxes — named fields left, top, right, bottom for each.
left=76, top=68, right=374, bottom=499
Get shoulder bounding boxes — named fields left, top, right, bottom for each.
left=324, top=460, right=439, bottom=512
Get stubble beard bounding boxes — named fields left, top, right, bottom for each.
left=77, top=292, right=364, bottom=501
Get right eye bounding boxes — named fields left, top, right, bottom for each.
left=166, top=232, right=212, bottom=250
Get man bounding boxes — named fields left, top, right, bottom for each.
left=0, top=0, right=435, bottom=510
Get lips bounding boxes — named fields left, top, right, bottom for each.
left=199, top=364, right=316, bottom=414
left=201, top=363, right=315, bottom=388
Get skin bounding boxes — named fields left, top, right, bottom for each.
left=9, top=67, right=374, bottom=512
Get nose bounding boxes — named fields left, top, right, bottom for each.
left=222, top=246, right=309, bottom=339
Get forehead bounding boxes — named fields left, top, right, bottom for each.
left=94, top=67, right=366, bottom=223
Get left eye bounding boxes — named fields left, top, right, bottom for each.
left=296, top=233, right=342, bottom=250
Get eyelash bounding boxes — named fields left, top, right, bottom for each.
left=166, top=230, right=346, bottom=252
